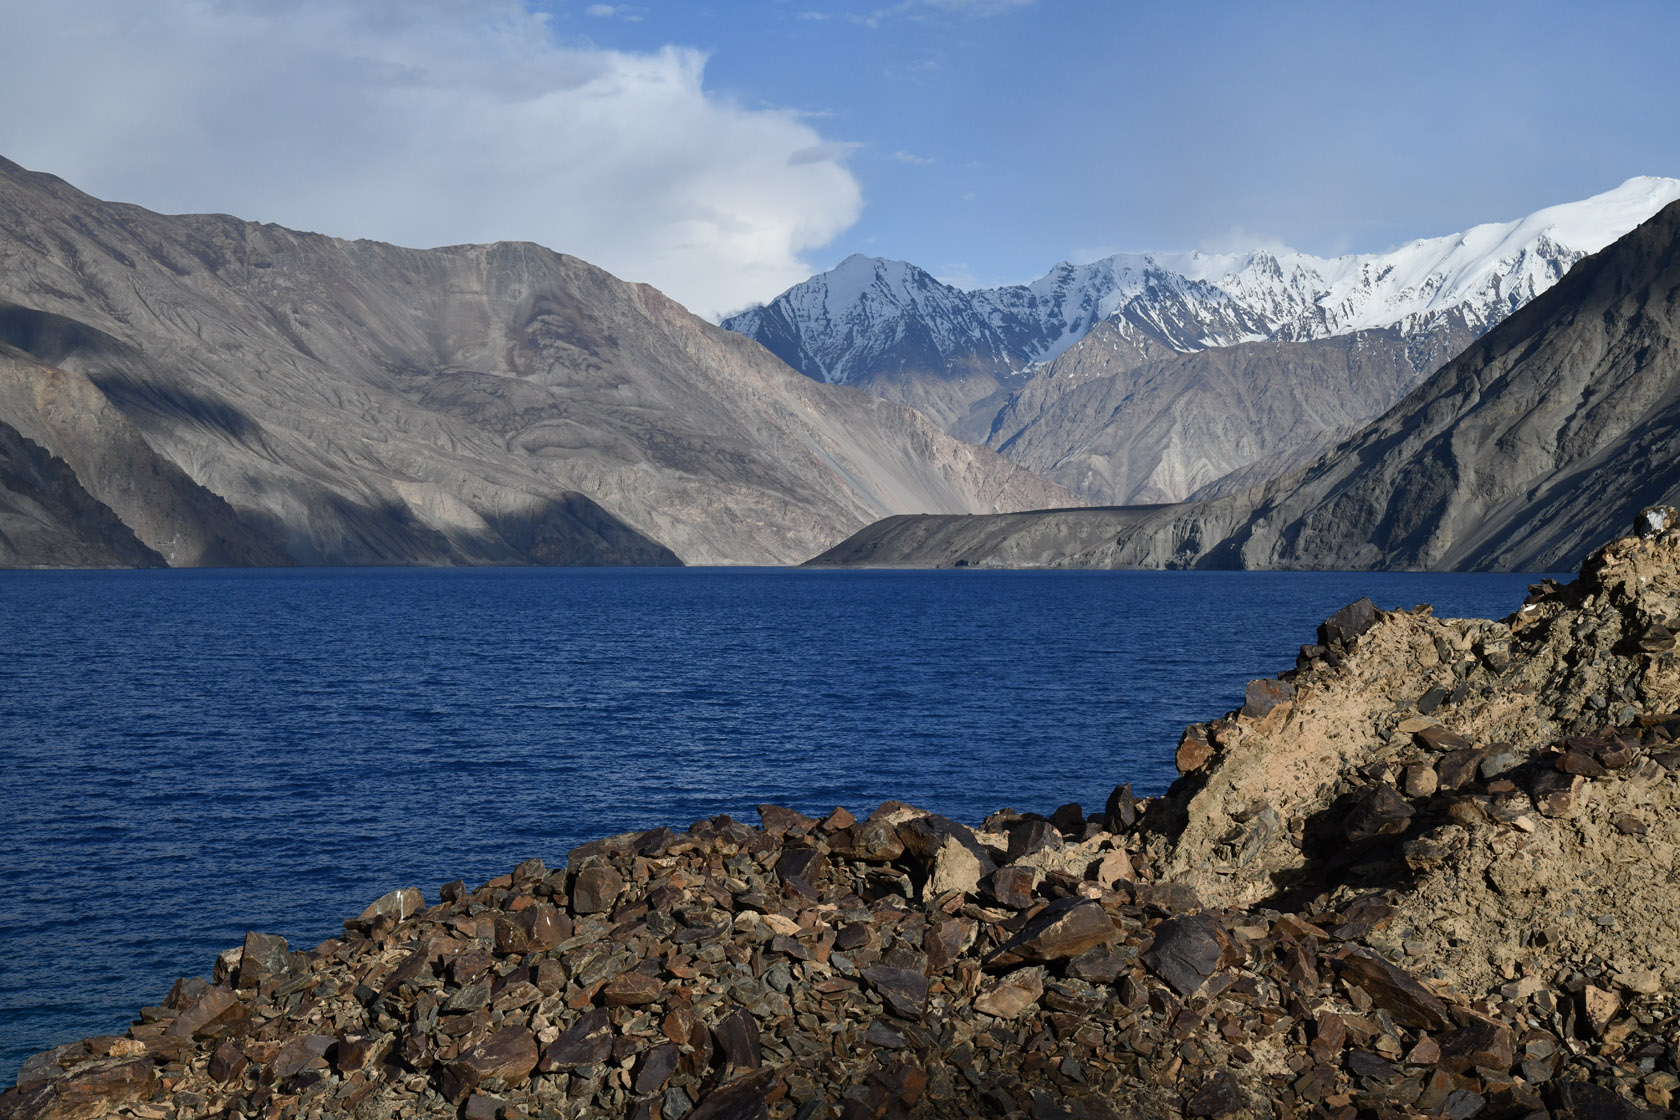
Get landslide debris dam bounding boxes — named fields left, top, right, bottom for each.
left=12, top=514, right=1680, bottom=1120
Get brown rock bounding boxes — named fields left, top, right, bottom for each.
left=163, top=986, right=245, bottom=1039
left=1177, top=725, right=1215, bottom=774
left=634, top=1042, right=682, bottom=1095
left=358, top=886, right=424, bottom=923
left=494, top=903, right=564, bottom=954
left=440, top=1026, right=538, bottom=1103
left=269, top=1034, right=334, bottom=1080
left=1141, top=914, right=1229, bottom=997
left=861, top=966, right=929, bottom=1020
left=1402, top=764, right=1439, bottom=798
left=973, top=967, right=1045, bottom=1018
left=234, top=931, right=295, bottom=989
left=1437, top=748, right=1487, bottom=790
left=4, top=1058, right=156, bottom=1120
left=757, top=804, right=818, bottom=836
left=1185, top=1070, right=1248, bottom=1117
left=1343, top=783, right=1416, bottom=842
left=1004, top=819, right=1062, bottom=863
left=1338, top=948, right=1451, bottom=1030
left=981, top=865, right=1038, bottom=910
left=1580, top=985, right=1620, bottom=1038
left=831, top=820, right=903, bottom=862
left=687, top=1070, right=774, bottom=1120
left=991, top=898, right=1119, bottom=965
left=207, top=1040, right=247, bottom=1083
left=1416, top=725, right=1473, bottom=753
left=1241, top=678, right=1294, bottom=719
left=1558, top=750, right=1607, bottom=777
left=924, top=918, right=976, bottom=973
left=714, top=1009, right=761, bottom=1074
left=1103, top=783, right=1137, bottom=831
left=1437, top=1016, right=1512, bottom=1073
left=570, top=866, right=625, bottom=914
left=1065, top=943, right=1129, bottom=984
left=539, top=1009, right=613, bottom=1071
left=602, top=971, right=664, bottom=1007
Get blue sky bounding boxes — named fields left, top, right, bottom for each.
left=1, top=0, right=1675, bottom=315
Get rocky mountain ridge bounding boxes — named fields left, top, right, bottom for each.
left=0, top=156, right=1072, bottom=569
left=10, top=515, right=1680, bottom=1119
left=810, top=195, right=1680, bottom=574
left=728, top=178, right=1680, bottom=504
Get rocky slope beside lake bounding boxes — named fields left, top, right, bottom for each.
left=0, top=157, right=1071, bottom=568
left=10, top=513, right=1680, bottom=1119
left=811, top=196, right=1680, bottom=574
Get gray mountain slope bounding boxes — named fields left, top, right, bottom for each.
left=0, top=416, right=164, bottom=568
left=810, top=198, right=1680, bottom=573
left=0, top=157, right=1071, bottom=567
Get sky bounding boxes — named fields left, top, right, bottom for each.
left=1, top=0, right=1677, bottom=319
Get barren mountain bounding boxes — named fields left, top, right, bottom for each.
left=0, top=157, right=1071, bottom=568
left=811, top=198, right=1680, bottom=573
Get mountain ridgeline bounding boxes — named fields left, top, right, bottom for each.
left=810, top=197, right=1680, bottom=574
left=0, top=157, right=1072, bottom=568
left=729, top=178, right=1680, bottom=506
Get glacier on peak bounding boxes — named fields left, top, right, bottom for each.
left=724, top=176, right=1680, bottom=386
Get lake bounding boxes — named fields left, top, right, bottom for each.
left=0, top=565, right=1551, bottom=1079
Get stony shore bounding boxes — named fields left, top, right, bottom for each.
left=9, top=513, right=1680, bottom=1120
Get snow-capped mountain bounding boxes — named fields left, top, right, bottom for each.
left=725, top=176, right=1680, bottom=389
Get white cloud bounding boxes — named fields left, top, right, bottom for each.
left=585, top=3, right=642, bottom=20
left=0, top=0, right=862, bottom=319
left=893, top=150, right=935, bottom=165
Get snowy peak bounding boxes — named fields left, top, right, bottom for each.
left=724, top=177, right=1680, bottom=391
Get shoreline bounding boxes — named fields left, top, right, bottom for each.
left=7, top=518, right=1680, bottom=1119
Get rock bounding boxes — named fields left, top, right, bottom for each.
left=602, top=970, right=664, bottom=1006
left=570, top=866, right=625, bottom=914
left=1065, top=943, right=1128, bottom=984
left=1532, top=770, right=1585, bottom=817
left=973, top=967, right=1044, bottom=1018
left=3, top=1057, right=156, bottom=1120
left=1184, top=1070, right=1248, bottom=1117
left=358, top=886, right=424, bottom=923
left=775, top=847, right=824, bottom=883
left=206, top=1040, right=246, bottom=1083
left=1141, top=914, right=1230, bottom=997
left=1416, top=724, right=1473, bottom=752
left=924, top=917, right=976, bottom=972
left=1004, top=819, right=1062, bottom=863
left=1092, top=847, right=1133, bottom=888
left=538, top=1009, right=612, bottom=1071
left=1479, top=745, right=1521, bottom=778
left=831, top=820, right=903, bottom=862
left=981, top=865, right=1038, bottom=910
left=991, top=898, right=1119, bottom=965
left=1177, top=725, right=1215, bottom=774
left=687, top=1071, right=774, bottom=1120
left=1580, top=984, right=1620, bottom=1038
left=1103, top=783, right=1137, bottom=831
left=494, top=903, right=563, bottom=954
left=634, top=1042, right=682, bottom=1095
left=1416, top=685, right=1449, bottom=714
left=1319, top=598, right=1377, bottom=647
left=1402, top=764, right=1439, bottom=798
left=1437, top=1016, right=1513, bottom=1072
left=713, top=1009, right=761, bottom=1074
left=1437, top=748, right=1486, bottom=790
left=756, top=804, right=818, bottom=837
left=1635, top=504, right=1676, bottom=537
left=860, top=967, right=929, bottom=1020
left=163, top=987, right=244, bottom=1039
left=269, top=1034, right=333, bottom=1080
left=926, top=837, right=985, bottom=897
left=234, top=931, right=295, bottom=989
left=439, top=1027, right=538, bottom=1103
left=462, top=1094, right=504, bottom=1120
left=1049, top=802, right=1085, bottom=835
left=1338, top=948, right=1451, bottom=1030
left=1242, top=678, right=1294, bottom=718
left=1343, top=783, right=1416, bottom=842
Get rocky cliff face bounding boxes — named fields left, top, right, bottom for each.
left=730, top=179, right=1680, bottom=506
left=812, top=198, right=1680, bottom=574
left=12, top=517, right=1680, bottom=1119
left=0, top=157, right=1071, bottom=568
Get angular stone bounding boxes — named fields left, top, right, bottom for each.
left=1339, top=948, right=1450, bottom=1030
left=441, top=1027, right=537, bottom=1103
left=634, top=1042, right=682, bottom=1095
left=687, top=1070, right=774, bottom=1120
left=494, top=903, right=564, bottom=954
left=334, top=1033, right=380, bottom=1074
left=462, top=1093, right=503, bottom=1120
left=1185, top=1070, right=1248, bottom=1117
left=1402, top=764, right=1439, bottom=798
left=1416, top=686, right=1449, bottom=715
left=1103, top=783, right=1137, bottom=831
left=358, top=887, right=424, bottom=923
left=1416, top=725, right=1473, bottom=753
left=926, top=837, right=984, bottom=898
left=5, top=1057, right=157, bottom=1120
left=235, top=931, right=294, bottom=989
left=1049, top=802, right=1085, bottom=835
left=208, top=1040, right=247, bottom=1083
left=831, top=820, right=903, bottom=862
left=981, top=865, right=1038, bottom=910
left=571, top=866, right=625, bottom=915
left=269, top=1034, right=334, bottom=1080
left=1438, top=748, right=1487, bottom=790
left=1319, top=597, right=1377, bottom=647
left=539, top=1009, right=613, bottom=1071
left=602, top=970, right=664, bottom=1007
left=775, top=848, right=825, bottom=883
left=1004, top=819, right=1061, bottom=863
left=992, top=898, right=1119, bottom=965
left=1558, top=749, right=1607, bottom=777
left=973, top=967, right=1044, bottom=1018
left=1093, top=847, right=1134, bottom=887
left=713, top=1009, right=761, bottom=1074
left=1580, top=984, right=1620, bottom=1038
left=924, top=917, right=976, bottom=973
left=1065, top=943, right=1128, bottom=985
left=1176, top=726, right=1215, bottom=774
left=860, top=966, right=928, bottom=1020
left=164, top=986, right=244, bottom=1039
left=1241, top=678, right=1294, bottom=719
left=1343, top=783, right=1415, bottom=842
left=1141, top=914, right=1228, bottom=997
left=1437, top=1016, right=1512, bottom=1073
left=757, top=804, right=818, bottom=837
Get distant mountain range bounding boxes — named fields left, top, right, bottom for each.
left=810, top=194, right=1680, bottom=573
left=728, top=178, right=1680, bottom=504
left=0, top=156, right=1069, bottom=569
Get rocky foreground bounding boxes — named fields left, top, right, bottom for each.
left=11, top=514, right=1680, bottom=1120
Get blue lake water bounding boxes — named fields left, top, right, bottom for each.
left=0, top=565, right=1552, bottom=1080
